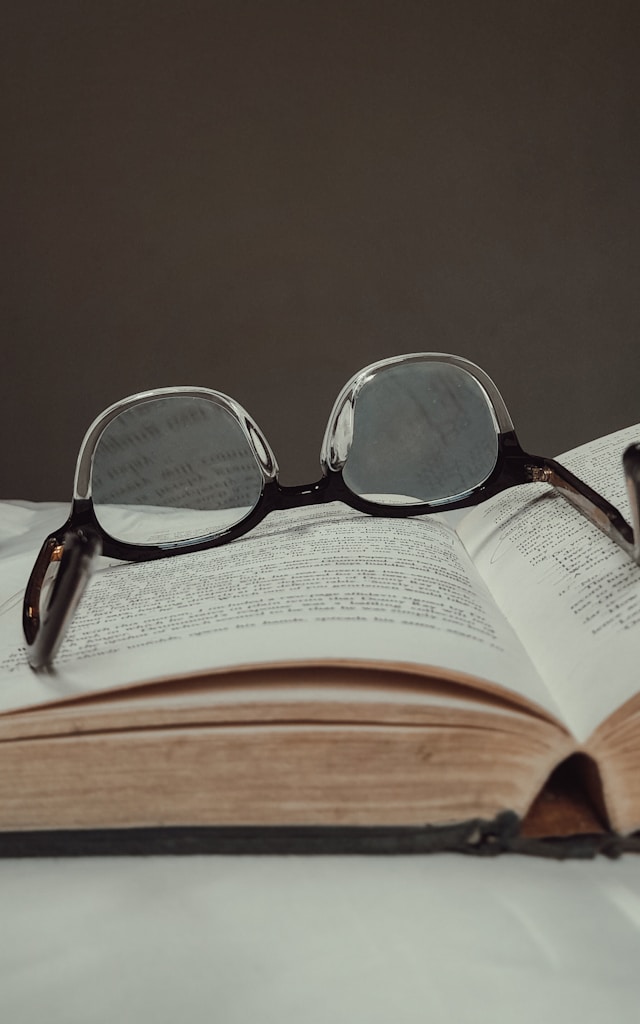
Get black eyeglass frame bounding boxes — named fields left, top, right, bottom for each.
left=23, top=352, right=640, bottom=670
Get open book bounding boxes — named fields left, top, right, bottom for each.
left=1, top=424, right=640, bottom=857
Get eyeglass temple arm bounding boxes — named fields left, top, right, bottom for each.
left=23, top=529, right=102, bottom=670
left=623, top=443, right=640, bottom=561
left=528, top=444, right=640, bottom=564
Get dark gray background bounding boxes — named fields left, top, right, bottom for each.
left=2, top=1, right=639, bottom=500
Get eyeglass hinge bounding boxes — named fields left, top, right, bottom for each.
left=526, top=465, right=553, bottom=484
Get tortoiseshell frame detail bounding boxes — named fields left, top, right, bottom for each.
left=23, top=353, right=640, bottom=670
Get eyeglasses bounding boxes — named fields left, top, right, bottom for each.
left=23, top=352, right=640, bottom=670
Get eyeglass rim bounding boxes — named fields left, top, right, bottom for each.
left=320, top=352, right=515, bottom=472
left=73, top=386, right=280, bottom=501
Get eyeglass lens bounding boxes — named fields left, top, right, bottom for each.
left=92, top=397, right=264, bottom=544
left=342, top=362, right=499, bottom=505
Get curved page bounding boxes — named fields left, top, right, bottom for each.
left=459, top=423, right=640, bottom=743
left=0, top=503, right=560, bottom=720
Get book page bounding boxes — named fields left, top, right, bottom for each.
left=0, top=502, right=559, bottom=720
left=459, top=424, right=640, bottom=742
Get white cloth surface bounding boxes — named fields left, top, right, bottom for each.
left=1, top=854, right=640, bottom=1023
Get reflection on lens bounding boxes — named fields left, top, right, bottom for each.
left=343, top=362, right=499, bottom=505
left=92, top=396, right=263, bottom=543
